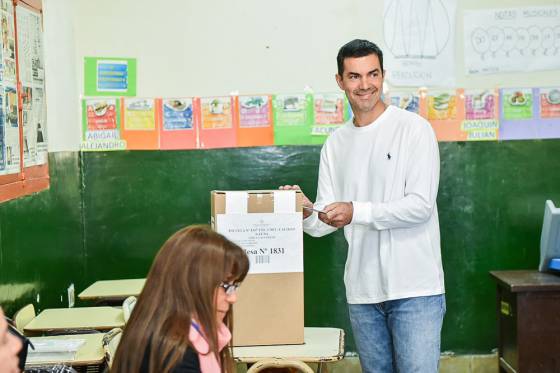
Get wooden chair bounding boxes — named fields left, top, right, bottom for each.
left=13, top=303, right=35, bottom=332
left=102, top=327, right=123, bottom=369
left=246, top=358, right=314, bottom=373
left=122, top=296, right=137, bottom=323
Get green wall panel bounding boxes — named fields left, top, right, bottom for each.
left=1, top=140, right=559, bottom=354
left=81, top=140, right=560, bottom=353
left=0, top=152, right=83, bottom=316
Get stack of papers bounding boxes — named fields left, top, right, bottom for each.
left=26, top=338, right=85, bottom=363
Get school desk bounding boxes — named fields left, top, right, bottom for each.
left=233, top=327, right=344, bottom=373
left=78, top=278, right=146, bottom=302
left=490, top=270, right=560, bottom=373
left=23, top=307, right=125, bottom=335
left=25, top=333, right=105, bottom=368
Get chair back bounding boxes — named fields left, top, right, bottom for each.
left=14, top=303, right=36, bottom=332
left=102, top=328, right=123, bottom=369
left=246, top=358, right=314, bottom=373
left=122, top=296, right=137, bottom=323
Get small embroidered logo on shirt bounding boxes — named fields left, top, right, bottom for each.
left=387, top=153, right=391, bottom=160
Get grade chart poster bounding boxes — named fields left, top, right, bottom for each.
left=464, top=6, right=560, bottom=75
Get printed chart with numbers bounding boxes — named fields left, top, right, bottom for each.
left=464, top=6, right=560, bottom=75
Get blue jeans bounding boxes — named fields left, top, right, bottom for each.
left=348, top=294, right=446, bottom=373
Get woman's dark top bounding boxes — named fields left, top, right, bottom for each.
left=140, top=342, right=201, bottom=373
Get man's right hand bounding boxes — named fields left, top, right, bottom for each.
left=279, top=185, right=313, bottom=219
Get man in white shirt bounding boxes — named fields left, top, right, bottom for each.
left=281, top=39, right=445, bottom=373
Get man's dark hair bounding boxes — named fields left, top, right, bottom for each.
left=337, top=39, right=384, bottom=76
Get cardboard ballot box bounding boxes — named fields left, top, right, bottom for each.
left=211, top=190, right=304, bottom=346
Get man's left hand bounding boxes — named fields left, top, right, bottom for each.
left=320, top=202, right=353, bottom=228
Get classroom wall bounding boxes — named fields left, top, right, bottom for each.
left=57, top=0, right=560, bottom=151
left=0, top=0, right=559, bottom=354
left=43, top=0, right=80, bottom=152
left=78, top=140, right=560, bottom=354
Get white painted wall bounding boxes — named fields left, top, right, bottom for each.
left=43, top=0, right=80, bottom=152
left=42, top=0, right=560, bottom=151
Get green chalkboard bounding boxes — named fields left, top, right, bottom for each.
left=1, top=140, right=560, bottom=353
left=0, top=153, right=83, bottom=316
left=79, top=140, right=560, bottom=352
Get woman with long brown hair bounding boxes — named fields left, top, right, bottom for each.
left=112, top=225, right=249, bottom=373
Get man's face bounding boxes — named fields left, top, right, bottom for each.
left=336, top=54, right=384, bottom=115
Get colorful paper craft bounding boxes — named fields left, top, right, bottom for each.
left=461, top=89, right=499, bottom=141
left=273, top=94, right=313, bottom=145
left=499, top=88, right=538, bottom=140
left=236, top=95, right=273, bottom=147
left=121, top=98, right=159, bottom=149
left=159, top=98, right=197, bottom=150
left=198, top=97, right=236, bottom=149
left=81, top=98, right=126, bottom=151
left=310, top=93, right=349, bottom=145
left=423, top=89, right=466, bottom=142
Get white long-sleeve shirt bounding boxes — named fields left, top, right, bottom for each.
left=303, top=105, right=445, bottom=304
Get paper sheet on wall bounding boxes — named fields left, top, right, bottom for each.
left=216, top=213, right=303, bottom=274
left=159, top=98, right=197, bottom=150
left=499, top=87, right=560, bottom=140
left=0, top=86, right=20, bottom=175
left=236, top=95, right=274, bottom=147
left=84, top=57, right=137, bottom=97
left=124, top=98, right=156, bottom=130
left=425, top=89, right=466, bottom=142
left=198, top=96, right=237, bottom=149
left=238, top=95, right=271, bottom=128
left=273, top=94, right=313, bottom=145
left=1, top=0, right=17, bottom=84
left=16, top=6, right=47, bottom=167
left=383, top=0, right=457, bottom=87
left=311, top=93, right=348, bottom=140
left=201, top=97, right=232, bottom=129
left=81, top=98, right=126, bottom=151
left=388, top=91, right=420, bottom=114
left=464, top=6, right=560, bottom=75
left=0, top=0, right=20, bottom=175
left=163, top=98, right=194, bottom=130
left=461, top=89, right=499, bottom=141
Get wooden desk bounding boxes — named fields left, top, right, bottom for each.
left=78, top=279, right=145, bottom=302
left=24, top=307, right=125, bottom=335
left=490, top=270, right=560, bottom=373
left=233, top=327, right=344, bottom=373
left=25, top=333, right=105, bottom=368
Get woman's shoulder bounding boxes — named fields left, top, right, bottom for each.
left=141, top=341, right=200, bottom=373
left=171, top=346, right=201, bottom=373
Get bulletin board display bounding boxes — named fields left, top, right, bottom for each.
left=0, top=0, right=49, bottom=203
